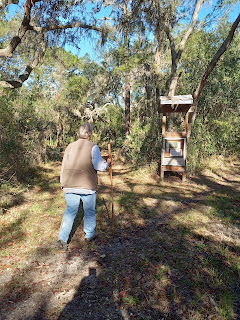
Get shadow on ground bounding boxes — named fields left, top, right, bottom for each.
left=0, top=160, right=239, bottom=320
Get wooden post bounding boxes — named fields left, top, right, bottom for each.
left=108, top=143, right=114, bottom=237
left=162, top=114, right=166, bottom=135
left=184, top=111, right=189, bottom=133
left=161, top=113, right=167, bottom=180
left=182, top=172, right=186, bottom=182
left=161, top=167, right=165, bottom=180
left=183, top=111, right=189, bottom=182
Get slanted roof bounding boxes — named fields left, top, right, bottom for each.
left=160, top=95, right=193, bottom=113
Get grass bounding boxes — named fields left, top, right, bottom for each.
left=220, top=290, right=235, bottom=320
left=208, top=193, right=240, bottom=223
left=0, top=156, right=240, bottom=319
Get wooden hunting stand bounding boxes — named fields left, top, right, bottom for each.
left=160, top=95, right=193, bottom=182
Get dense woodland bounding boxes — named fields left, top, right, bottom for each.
left=0, top=0, right=240, bottom=182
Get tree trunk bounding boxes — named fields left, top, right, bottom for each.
left=166, top=0, right=205, bottom=96
left=144, top=63, right=151, bottom=118
left=145, top=84, right=151, bottom=116
left=57, top=119, right=63, bottom=147
left=156, top=87, right=160, bottom=113
left=123, top=2, right=131, bottom=134
left=154, top=28, right=164, bottom=115
left=125, top=74, right=131, bottom=134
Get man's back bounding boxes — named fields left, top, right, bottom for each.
left=61, top=139, right=97, bottom=190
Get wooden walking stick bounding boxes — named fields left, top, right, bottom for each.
left=108, top=143, right=114, bottom=237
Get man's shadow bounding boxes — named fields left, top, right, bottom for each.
left=59, top=268, right=124, bottom=319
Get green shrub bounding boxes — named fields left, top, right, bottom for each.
left=122, top=119, right=162, bottom=163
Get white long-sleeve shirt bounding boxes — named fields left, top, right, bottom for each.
left=62, top=144, right=108, bottom=194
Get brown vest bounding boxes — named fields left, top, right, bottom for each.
left=61, top=139, right=98, bottom=190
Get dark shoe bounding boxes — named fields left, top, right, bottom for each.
left=57, top=239, right=68, bottom=251
left=85, top=233, right=98, bottom=242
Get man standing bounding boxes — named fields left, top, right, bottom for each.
left=57, top=123, right=112, bottom=250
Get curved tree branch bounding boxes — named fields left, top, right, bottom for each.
left=0, top=0, right=41, bottom=57
left=167, top=0, right=205, bottom=95
left=177, top=0, right=205, bottom=61
left=30, top=20, right=105, bottom=33
left=0, top=0, right=109, bottom=89
left=187, top=13, right=240, bottom=139
left=193, top=13, right=240, bottom=103
left=0, top=33, right=47, bottom=89
left=0, top=0, right=108, bottom=59
left=0, top=0, right=19, bottom=10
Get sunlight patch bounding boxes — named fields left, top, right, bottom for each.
left=143, top=197, right=158, bottom=207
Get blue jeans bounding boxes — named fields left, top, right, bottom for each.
left=58, top=193, right=96, bottom=242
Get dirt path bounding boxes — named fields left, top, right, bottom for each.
left=0, top=157, right=239, bottom=320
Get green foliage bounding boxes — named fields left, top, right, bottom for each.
left=63, top=74, right=90, bottom=102
left=123, top=119, right=161, bottom=163
left=0, top=91, right=36, bottom=181
left=187, top=112, right=240, bottom=173
left=211, top=116, right=240, bottom=155
left=123, top=119, right=151, bottom=161
left=188, top=118, right=219, bottom=173
left=105, top=104, right=125, bottom=145
left=94, top=104, right=125, bottom=148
